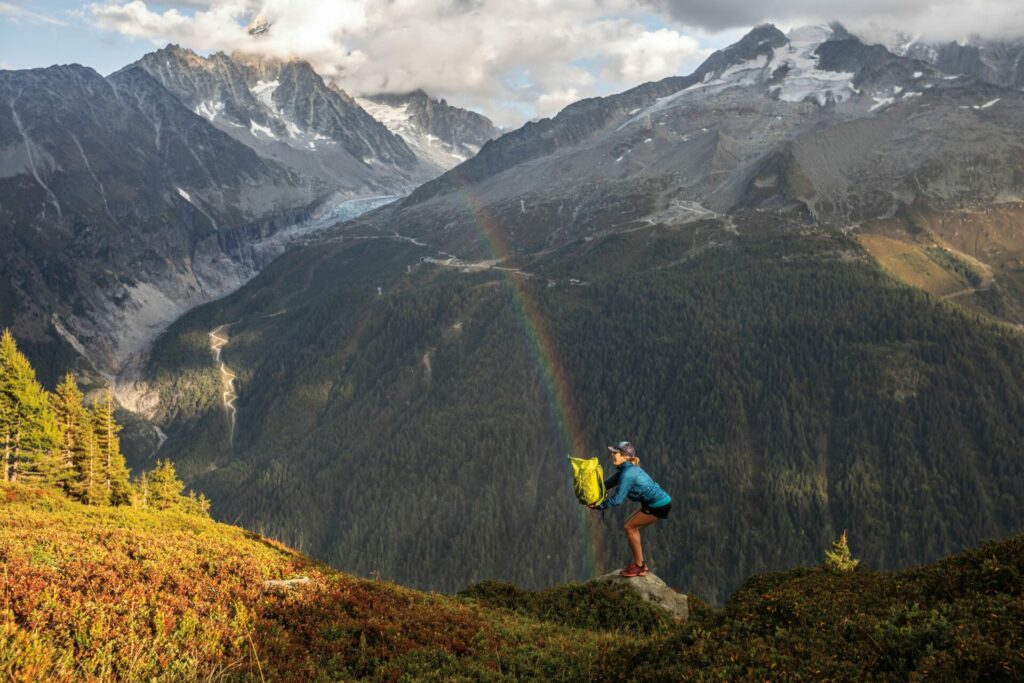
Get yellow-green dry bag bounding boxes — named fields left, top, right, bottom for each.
left=568, top=456, right=606, bottom=506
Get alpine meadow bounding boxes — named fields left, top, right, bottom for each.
left=2, top=6, right=1023, bottom=680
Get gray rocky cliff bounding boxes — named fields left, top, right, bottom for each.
left=903, top=39, right=1024, bottom=91
left=129, top=46, right=435, bottom=193
left=357, top=89, right=497, bottom=170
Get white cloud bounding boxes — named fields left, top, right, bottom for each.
left=603, top=27, right=705, bottom=83
left=536, top=87, right=583, bottom=117
left=81, top=0, right=709, bottom=126
left=648, top=0, right=1024, bottom=42
left=0, top=2, right=68, bottom=25
left=83, top=0, right=251, bottom=45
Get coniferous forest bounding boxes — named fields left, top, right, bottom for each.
left=0, top=329, right=209, bottom=516
left=142, top=227, right=1024, bottom=604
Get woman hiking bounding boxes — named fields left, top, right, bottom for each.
left=589, top=441, right=671, bottom=577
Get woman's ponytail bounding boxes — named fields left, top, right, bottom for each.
left=627, top=455, right=640, bottom=466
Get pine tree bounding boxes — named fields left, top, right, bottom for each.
left=132, top=470, right=150, bottom=508
left=0, top=329, right=59, bottom=485
left=92, top=389, right=132, bottom=505
left=149, top=459, right=184, bottom=510
left=72, top=423, right=107, bottom=505
left=51, top=373, right=89, bottom=493
left=0, top=360, right=11, bottom=483
left=824, top=530, right=860, bottom=572
left=182, top=489, right=212, bottom=518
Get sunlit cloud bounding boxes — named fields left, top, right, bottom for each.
left=647, top=0, right=1024, bottom=42
left=81, top=0, right=709, bottom=126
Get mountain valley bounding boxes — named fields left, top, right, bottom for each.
left=131, top=24, right=1024, bottom=603
left=1, top=44, right=495, bottom=392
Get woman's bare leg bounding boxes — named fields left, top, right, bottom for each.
left=624, top=509, right=658, bottom=565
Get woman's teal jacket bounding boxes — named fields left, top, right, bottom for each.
left=597, top=462, right=671, bottom=510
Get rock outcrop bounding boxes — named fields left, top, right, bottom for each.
left=592, top=571, right=689, bottom=622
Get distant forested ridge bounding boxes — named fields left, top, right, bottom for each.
left=143, top=226, right=1024, bottom=604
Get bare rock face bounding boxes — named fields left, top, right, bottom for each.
left=592, top=571, right=689, bottom=622
left=357, top=90, right=498, bottom=170
left=129, top=46, right=434, bottom=192
left=903, top=39, right=1024, bottom=91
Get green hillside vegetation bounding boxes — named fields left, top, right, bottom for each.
left=925, top=246, right=984, bottom=288
left=144, top=226, right=1024, bottom=604
left=2, top=483, right=1021, bottom=681
left=0, top=329, right=208, bottom=516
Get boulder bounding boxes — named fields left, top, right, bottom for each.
left=262, top=576, right=311, bottom=594
left=591, top=571, right=689, bottom=622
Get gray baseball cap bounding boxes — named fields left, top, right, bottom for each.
left=608, top=441, right=636, bottom=458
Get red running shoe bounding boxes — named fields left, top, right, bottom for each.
left=621, top=562, right=648, bottom=578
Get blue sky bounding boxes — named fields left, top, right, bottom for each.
left=2, top=2, right=130, bottom=74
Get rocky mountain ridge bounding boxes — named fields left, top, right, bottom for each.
left=129, top=45, right=437, bottom=194
left=402, top=23, right=946, bottom=211
left=385, top=22, right=1021, bottom=269
left=892, top=34, right=1024, bottom=90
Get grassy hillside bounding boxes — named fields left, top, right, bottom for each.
left=143, top=226, right=1024, bottom=604
left=2, top=482, right=1022, bottom=681
left=857, top=203, right=1024, bottom=328
left=0, top=483, right=617, bottom=680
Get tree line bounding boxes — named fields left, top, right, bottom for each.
left=0, top=329, right=208, bottom=515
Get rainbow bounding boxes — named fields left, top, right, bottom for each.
left=448, top=178, right=607, bottom=578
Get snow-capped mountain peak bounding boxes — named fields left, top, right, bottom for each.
left=619, top=23, right=942, bottom=129
left=773, top=24, right=857, bottom=105
left=356, top=90, right=497, bottom=170
left=127, top=46, right=437, bottom=195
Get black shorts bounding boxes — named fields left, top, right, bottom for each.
left=641, top=501, right=671, bottom=519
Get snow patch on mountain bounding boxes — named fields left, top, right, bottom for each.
left=195, top=100, right=224, bottom=121
left=249, top=120, right=277, bottom=139
left=870, top=96, right=894, bottom=111
left=251, top=79, right=279, bottom=109
left=622, top=24, right=858, bottom=129
left=358, top=99, right=411, bottom=131
left=772, top=25, right=856, bottom=105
